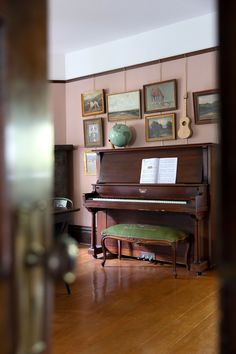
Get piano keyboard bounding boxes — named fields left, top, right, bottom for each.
left=90, top=197, right=187, bottom=205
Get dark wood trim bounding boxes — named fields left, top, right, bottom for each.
left=50, top=80, right=66, bottom=84
left=49, top=47, right=219, bottom=84
left=159, top=47, right=218, bottom=63
left=92, top=142, right=217, bottom=154
left=54, top=144, right=75, bottom=151
left=68, top=225, right=91, bottom=245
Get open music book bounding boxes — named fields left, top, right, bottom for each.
left=140, top=157, right=178, bottom=184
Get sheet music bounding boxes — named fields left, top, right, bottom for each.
left=140, top=157, right=178, bottom=184
left=157, top=157, right=178, bottom=183
left=139, top=158, right=159, bottom=183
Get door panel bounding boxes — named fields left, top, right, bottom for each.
left=0, top=9, right=13, bottom=354
left=0, top=1, right=53, bottom=353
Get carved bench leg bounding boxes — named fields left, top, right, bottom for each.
left=101, top=237, right=107, bottom=267
left=118, top=240, right=122, bottom=260
left=185, top=238, right=191, bottom=270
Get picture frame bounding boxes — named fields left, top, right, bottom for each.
left=81, top=89, right=105, bottom=117
left=83, top=117, right=104, bottom=148
left=84, top=151, right=97, bottom=176
left=193, top=89, right=220, bottom=124
left=143, top=79, right=177, bottom=113
left=107, top=90, right=141, bottom=121
left=145, top=113, right=176, bottom=142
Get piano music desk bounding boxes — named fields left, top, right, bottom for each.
left=101, top=223, right=190, bottom=278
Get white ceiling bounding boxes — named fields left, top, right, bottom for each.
left=48, top=0, right=217, bottom=55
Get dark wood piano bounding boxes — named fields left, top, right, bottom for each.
left=83, top=143, right=218, bottom=273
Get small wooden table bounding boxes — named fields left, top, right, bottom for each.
left=53, top=207, right=80, bottom=294
left=54, top=207, right=80, bottom=234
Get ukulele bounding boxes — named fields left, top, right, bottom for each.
left=177, top=93, right=193, bottom=139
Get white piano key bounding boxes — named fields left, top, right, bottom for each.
left=90, top=197, right=187, bottom=205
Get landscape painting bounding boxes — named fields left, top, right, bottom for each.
left=81, top=89, right=105, bottom=117
left=107, top=90, right=141, bottom=121
left=145, top=113, right=176, bottom=142
left=193, top=89, right=220, bottom=124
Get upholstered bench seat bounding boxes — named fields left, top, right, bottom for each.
left=101, top=223, right=190, bottom=278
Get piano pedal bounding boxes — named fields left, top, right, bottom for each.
left=137, top=256, right=156, bottom=263
left=137, top=256, right=146, bottom=261
left=139, top=252, right=155, bottom=262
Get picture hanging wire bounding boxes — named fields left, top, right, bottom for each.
left=160, top=60, right=162, bottom=81
left=159, top=61, right=164, bottom=146
left=124, top=68, right=127, bottom=125
left=92, top=75, right=95, bottom=91
left=185, top=54, right=191, bottom=141
left=185, top=55, right=188, bottom=98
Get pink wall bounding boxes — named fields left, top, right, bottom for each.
left=50, top=83, right=66, bottom=144
left=52, top=50, right=219, bottom=227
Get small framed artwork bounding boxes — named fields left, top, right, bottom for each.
left=83, top=117, right=104, bottom=148
left=107, top=90, right=141, bottom=121
left=143, top=79, right=177, bottom=113
left=84, top=151, right=97, bottom=176
left=145, top=113, right=176, bottom=142
left=193, top=89, right=220, bottom=124
left=81, top=89, right=105, bottom=117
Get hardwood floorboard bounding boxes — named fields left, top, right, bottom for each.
left=52, top=245, right=219, bottom=354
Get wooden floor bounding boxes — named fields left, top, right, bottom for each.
left=52, top=244, right=219, bottom=354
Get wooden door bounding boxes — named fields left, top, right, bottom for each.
left=219, top=1, right=236, bottom=353
left=0, top=5, right=12, bottom=354
left=0, top=1, right=55, bottom=353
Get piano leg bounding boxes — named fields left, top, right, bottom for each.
left=190, top=217, right=208, bottom=274
left=171, top=242, right=177, bottom=278
left=88, top=210, right=102, bottom=258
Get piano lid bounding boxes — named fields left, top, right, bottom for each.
left=93, top=143, right=216, bottom=185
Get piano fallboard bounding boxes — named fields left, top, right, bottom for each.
left=93, top=183, right=207, bottom=199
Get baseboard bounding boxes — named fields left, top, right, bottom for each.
left=68, top=224, right=91, bottom=245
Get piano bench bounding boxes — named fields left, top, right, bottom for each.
left=101, top=223, right=190, bottom=278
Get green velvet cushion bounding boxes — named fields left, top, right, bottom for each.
left=101, top=223, right=188, bottom=242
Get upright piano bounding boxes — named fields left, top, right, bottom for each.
left=83, top=143, right=218, bottom=273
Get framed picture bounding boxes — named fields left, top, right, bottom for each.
left=193, top=89, right=220, bottom=124
left=143, top=79, right=177, bottom=113
left=107, top=90, right=141, bottom=121
left=145, top=113, right=176, bottom=142
left=83, top=117, right=104, bottom=148
left=81, top=89, right=105, bottom=117
left=84, top=151, right=97, bottom=176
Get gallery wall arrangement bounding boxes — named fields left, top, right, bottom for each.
left=80, top=75, right=219, bottom=148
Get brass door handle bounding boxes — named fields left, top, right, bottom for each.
left=19, top=204, right=78, bottom=354
left=25, top=235, right=78, bottom=283
left=48, top=235, right=78, bottom=283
